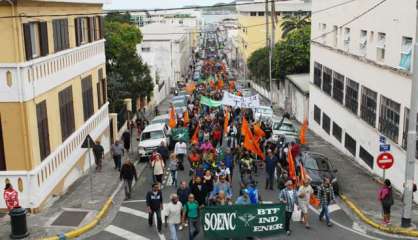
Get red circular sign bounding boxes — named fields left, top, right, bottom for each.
left=376, top=152, right=394, bottom=170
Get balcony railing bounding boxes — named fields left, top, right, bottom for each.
left=0, top=103, right=109, bottom=209
left=0, top=40, right=106, bottom=102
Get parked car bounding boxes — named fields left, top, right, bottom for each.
left=271, top=118, right=299, bottom=142
left=299, top=152, right=339, bottom=194
left=254, top=106, right=273, bottom=122
left=150, top=114, right=169, bottom=125
left=172, top=99, right=187, bottom=117
left=138, top=123, right=170, bottom=162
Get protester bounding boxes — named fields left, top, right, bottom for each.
left=235, top=190, right=251, bottom=205
left=3, top=183, right=19, bottom=210
left=157, top=141, right=170, bottom=164
left=183, top=194, right=200, bottom=240
left=122, top=129, right=131, bottom=152
left=265, top=149, right=277, bottom=190
left=378, top=179, right=394, bottom=225
left=120, top=160, right=138, bottom=200
left=92, top=140, right=104, bottom=172
left=165, top=193, right=182, bottom=240
left=152, top=153, right=165, bottom=184
left=211, top=175, right=232, bottom=201
left=318, top=177, right=335, bottom=227
left=111, top=140, right=124, bottom=171
left=298, top=178, right=314, bottom=228
left=174, top=139, right=188, bottom=165
left=190, top=176, right=207, bottom=207
left=177, top=181, right=191, bottom=230
left=279, top=180, right=298, bottom=236
left=169, top=153, right=179, bottom=187
left=146, top=183, right=163, bottom=232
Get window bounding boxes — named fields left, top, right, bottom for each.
left=313, top=62, right=322, bottom=88
left=376, top=32, right=386, bottom=61
left=258, top=12, right=265, bottom=16
left=53, top=19, right=69, bottom=52
left=402, top=108, right=418, bottom=158
left=345, top=78, right=359, bottom=114
left=332, top=25, right=338, bottom=47
left=322, top=67, right=332, bottom=95
left=345, top=133, right=356, bottom=156
left=332, top=71, right=344, bottom=104
left=314, top=105, right=321, bottom=124
left=97, top=82, right=102, bottom=108
left=0, top=116, right=6, bottom=170
left=359, top=30, right=367, bottom=56
left=82, top=76, right=94, bottom=121
left=400, top=36, right=413, bottom=70
left=360, top=86, right=377, bottom=127
left=98, top=16, right=104, bottom=39
left=332, top=122, right=342, bottom=142
left=250, top=12, right=257, bottom=16
left=379, top=96, right=400, bottom=143
left=359, top=146, right=374, bottom=169
left=59, top=86, right=75, bottom=141
left=23, top=22, right=49, bottom=60
left=75, top=17, right=95, bottom=46
left=97, top=68, right=105, bottom=107
left=101, top=75, right=107, bottom=104
left=36, top=101, right=50, bottom=160
left=322, top=113, right=331, bottom=134
left=142, top=47, right=151, bottom=52
left=344, top=27, right=350, bottom=50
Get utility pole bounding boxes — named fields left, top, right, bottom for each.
left=265, top=0, right=269, bottom=50
left=269, top=0, right=276, bottom=107
left=401, top=0, right=418, bottom=228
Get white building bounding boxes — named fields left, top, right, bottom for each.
left=309, top=0, right=416, bottom=195
left=137, top=23, right=193, bottom=105
left=130, top=10, right=203, bottom=29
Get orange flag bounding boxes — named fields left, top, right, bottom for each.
left=169, top=107, right=176, bottom=128
left=310, top=195, right=320, bottom=208
left=209, top=79, right=215, bottom=89
left=253, top=123, right=266, bottom=137
left=217, top=79, right=224, bottom=90
left=243, top=134, right=257, bottom=155
left=186, top=83, right=196, bottom=94
left=253, top=135, right=265, bottom=160
left=299, top=118, right=308, bottom=145
left=183, top=111, right=190, bottom=127
left=287, top=146, right=296, bottom=181
left=299, top=164, right=307, bottom=184
left=241, top=117, right=251, bottom=137
left=191, top=125, right=199, bottom=145
left=229, top=81, right=235, bottom=92
left=224, top=111, right=230, bottom=134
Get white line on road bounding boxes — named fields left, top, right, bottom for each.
left=119, top=206, right=149, bottom=219
left=154, top=214, right=166, bottom=240
left=328, top=203, right=341, bottom=213
left=105, top=225, right=150, bottom=240
left=123, top=199, right=146, bottom=203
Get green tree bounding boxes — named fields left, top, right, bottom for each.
left=247, top=47, right=269, bottom=86
left=105, top=13, right=154, bottom=112
left=280, top=14, right=310, bottom=39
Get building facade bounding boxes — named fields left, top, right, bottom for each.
left=0, top=0, right=110, bottom=210
left=236, top=0, right=311, bottom=62
left=137, top=23, right=193, bottom=105
left=309, top=0, right=416, bottom=194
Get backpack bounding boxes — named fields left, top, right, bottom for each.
left=382, top=188, right=394, bottom=206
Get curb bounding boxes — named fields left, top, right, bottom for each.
left=340, top=194, right=418, bottom=237
left=40, top=163, right=147, bottom=240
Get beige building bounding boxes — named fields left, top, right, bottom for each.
left=0, top=0, right=110, bottom=211
left=236, top=0, right=311, bottom=62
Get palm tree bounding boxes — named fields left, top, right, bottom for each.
left=280, top=14, right=311, bottom=38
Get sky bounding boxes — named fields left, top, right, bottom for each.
left=104, top=0, right=227, bottom=10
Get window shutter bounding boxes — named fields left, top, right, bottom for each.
left=92, top=16, right=97, bottom=41
left=88, top=17, right=94, bottom=42
left=63, top=19, right=69, bottom=49
left=99, top=16, right=104, bottom=39
left=53, top=20, right=61, bottom=52
left=75, top=18, right=81, bottom=46
left=39, top=22, right=49, bottom=56
left=23, top=23, right=33, bottom=60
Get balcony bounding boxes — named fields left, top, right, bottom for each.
left=0, top=103, right=109, bottom=209
left=0, top=40, right=106, bottom=102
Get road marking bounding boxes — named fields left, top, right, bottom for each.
left=352, top=222, right=367, bottom=234
left=123, top=199, right=146, bottom=203
left=328, top=203, right=341, bottom=213
left=105, top=225, right=150, bottom=240
left=154, top=214, right=166, bottom=240
left=308, top=206, right=381, bottom=240
left=119, top=206, right=148, bottom=219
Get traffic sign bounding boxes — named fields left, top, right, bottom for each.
left=81, top=134, right=94, bottom=148
left=379, top=135, right=386, bottom=144
left=379, top=144, right=390, bottom=152
left=376, top=152, right=394, bottom=170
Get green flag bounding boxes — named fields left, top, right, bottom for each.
left=171, top=128, right=189, bottom=142
left=200, top=96, right=222, bottom=108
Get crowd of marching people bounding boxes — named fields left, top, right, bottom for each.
left=136, top=57, right=335, bottom=240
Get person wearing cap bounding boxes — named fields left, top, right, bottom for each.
left=298, top=178, right=314, bottom=228
left=279, top=180, right=298, bottom=236
left=165, top=193, right=182, bottom=240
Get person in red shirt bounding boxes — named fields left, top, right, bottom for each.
left=212, top=127, right=222, bottom=147
left=3, top=183, right=19, bottom=211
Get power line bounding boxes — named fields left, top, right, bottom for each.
left=311, top=0, right=388, bottom=41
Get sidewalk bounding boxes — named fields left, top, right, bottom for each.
left=0, top=106, right=159, bottom=240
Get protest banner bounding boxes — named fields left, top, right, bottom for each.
left=221, top=91, right=260, bottom=108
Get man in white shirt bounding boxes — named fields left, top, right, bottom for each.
left=174, top=140, right=188, bottom=164
left=165, top=194, right=183, bottom=240
left=298, top=178, right=314, bottom=228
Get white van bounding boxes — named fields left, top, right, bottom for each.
left=138, top=123, right=170, bottom=161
